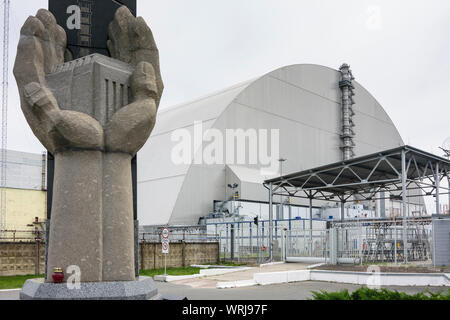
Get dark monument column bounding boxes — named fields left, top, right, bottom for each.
left=49, top=0, right=136, bottom=58
left=47, top=0, right=139, bottom=278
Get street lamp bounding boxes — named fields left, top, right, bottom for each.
left=227, top=183, right=239, bottom=261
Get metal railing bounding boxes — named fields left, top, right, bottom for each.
left=139, top=231, right=219, bottom=243
left=0, top=229, right=45, bottom=243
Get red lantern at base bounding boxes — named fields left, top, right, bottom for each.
left=52, top=267, right=64, bottom=283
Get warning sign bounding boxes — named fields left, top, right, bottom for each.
left=162, top=239, right=169, bottom=254
left=162, top=227, right=170, bottom=239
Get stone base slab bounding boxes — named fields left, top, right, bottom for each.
left=20, top=276, right=158, bottom=300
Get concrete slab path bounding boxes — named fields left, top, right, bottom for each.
left=172, top=263, right=309, bottom=288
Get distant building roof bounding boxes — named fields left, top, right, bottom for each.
left=4, top=150, right=45, bottom=191
left=138, top=64, right=406, bottom=226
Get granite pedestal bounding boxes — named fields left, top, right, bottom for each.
left=20, top=276, right=158, bottom=300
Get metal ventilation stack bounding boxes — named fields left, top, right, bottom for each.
left=339, top=63, right=356, bottom=160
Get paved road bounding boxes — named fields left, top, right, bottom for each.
left=156, top=281, right=449, bottom=300
left=0, top=289, right=19, bottom=300
left=1, top=281, right=448, bottom=300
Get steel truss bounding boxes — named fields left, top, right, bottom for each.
left=264, top=145, right=450, bottom=263
left=266, top=147, right=449, bottom=203
left=331, top=218, right=432, bottom=263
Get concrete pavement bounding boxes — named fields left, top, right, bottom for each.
left=1, top=263, right=448, bottom=300
left=1, top=281, right=448, bottom=300
left=171, top=263, right=309, bottom=288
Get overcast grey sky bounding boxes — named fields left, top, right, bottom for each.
left=3, top=0, right=450, bottom=156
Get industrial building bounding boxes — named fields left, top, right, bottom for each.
left=1, top=63, right=447, bottom=265
left=137, top=63, right=425, bottom=227
left=0, top=64, right=432, bottom=237
left=0, top=150, right=47, bottom=241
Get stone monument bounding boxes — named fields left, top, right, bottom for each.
left=14, top=6, right=163, bottom=300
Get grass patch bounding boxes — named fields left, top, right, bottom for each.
left=215, top=261, right=247, bottom=267
left=0, top=267, right=201, bottom=289
left=0, top=274, right=44, bottom=290
left=311, top=287, right=450, bottom=300
left=139, top=266, right=201, bottom=278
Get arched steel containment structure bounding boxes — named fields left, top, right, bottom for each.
left=137, top=64, right=406, bottom=226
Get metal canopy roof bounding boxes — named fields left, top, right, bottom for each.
left=264, top=145, right=450, bottom=202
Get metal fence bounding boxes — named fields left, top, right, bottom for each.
left=204, top=218, right=433, bottom=265
left=207, top=219, right=327, bottom=264
left=285, top=228, right=329, bottom=260
left=284, top=219, right=432, bottom=264
left=139, top=231, right=219, bottom=243
left=332, top=219, right=432, bottom=264
left=2, top=218, right=433, bottom=266
left=0, top=229, right=45, bottom=243
left=215, top=222, right=277, bottom=264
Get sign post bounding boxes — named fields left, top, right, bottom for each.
left=161, top=228, right=170, bottom=276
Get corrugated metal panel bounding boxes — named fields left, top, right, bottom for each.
left=138, top=64, right=405, bottom=226
left=138, top=81, right=255, bottom=225
left=5, top=150, right=44, bottom=191
left=433, top=219, right=450, bottom=266
left=153, top=80, right=255, bottom=136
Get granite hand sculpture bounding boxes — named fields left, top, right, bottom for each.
left=13, top=7, right=163, bottom=282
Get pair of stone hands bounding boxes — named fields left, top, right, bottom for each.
left=13, top=7, right=163, bottom=155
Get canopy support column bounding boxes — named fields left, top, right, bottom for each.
left=401, top=149, right=408, bottom=263
left=269, top=183, right=273, bottom=262
left=447, top=174, right=450, bottom=214
left=309, top=194, right=313, bottom=257
left=435, top=162, right=440, bottom=215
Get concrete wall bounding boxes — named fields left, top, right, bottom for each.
left=5, top=150, right=45, bottom=191
left=433, top=219, right=450, bottom=266
left=1, top=241, right=219, bottom=276
left=0, top=242, right=45, bottom=276
left=140, top=242, right=219, bottom=270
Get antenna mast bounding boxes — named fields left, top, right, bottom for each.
left=1, top=0, right=10, bottom=234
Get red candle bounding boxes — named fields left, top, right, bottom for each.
left=52, top=267, right=64, bottom=283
